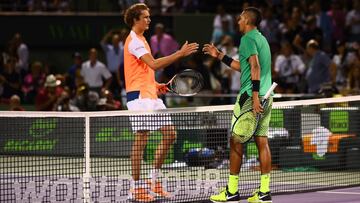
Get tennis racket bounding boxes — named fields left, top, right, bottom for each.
left=166, top=69, right=204, bottom=96
left=251, top=82, right=278, bottom=136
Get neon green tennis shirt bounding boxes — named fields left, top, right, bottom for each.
left=239, top=29, right=272, bottom=97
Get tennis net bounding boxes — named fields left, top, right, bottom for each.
left=1, top=95, right=360, bottom=202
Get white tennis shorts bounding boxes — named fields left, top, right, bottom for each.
left=126, top=98, right=173, bottom=132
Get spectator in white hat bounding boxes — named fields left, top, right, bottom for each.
left=35, top=74, right=63, bottom=111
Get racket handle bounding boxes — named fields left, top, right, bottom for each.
left=263, top=82, right=278, bottom=100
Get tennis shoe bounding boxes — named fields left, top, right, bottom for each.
left=129, top=187, right=155, bottom=202
left=147, top=180, right=171, bottom=198
left=210, top=186, right=241, bottom=203
left=247, top=189, right=272, bottom=203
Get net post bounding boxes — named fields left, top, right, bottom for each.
left=83, top=115, right=91, bottom=203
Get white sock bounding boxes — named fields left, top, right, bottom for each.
left=149, top=169, right=160, bottom=185
left=132, top=180, right=144, bottom=189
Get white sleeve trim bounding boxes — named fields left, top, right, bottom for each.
left=128, top=36, right=149, bottom=59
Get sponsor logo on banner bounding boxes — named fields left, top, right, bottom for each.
left=3, top=118, right=58, bottom=152
left=1, top=169, right=226, bottom=202
left=329, top=111, right=349, bottom=132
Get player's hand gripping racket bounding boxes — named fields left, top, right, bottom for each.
left=251, top=82, right=278, bottom=135
left=166, top=69, right=204, bottom=96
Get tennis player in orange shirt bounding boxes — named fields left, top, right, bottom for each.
left=123, top=3, right=198, bottom=202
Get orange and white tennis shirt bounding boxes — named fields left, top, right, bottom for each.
left=124, top=30, right=157, bottom=99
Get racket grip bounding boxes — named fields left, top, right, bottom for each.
left=263, top=82, right=278, bottom=100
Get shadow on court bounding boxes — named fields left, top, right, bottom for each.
left=196, top=186, right=360, bottom=203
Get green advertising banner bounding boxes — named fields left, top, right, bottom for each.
left=0, top=117, right=84, bottom=155
left=0, top=111, right=280, bottom=158
left=329, top=111, right=349, bottom=132
left=270, top=109, right=284, bottom=128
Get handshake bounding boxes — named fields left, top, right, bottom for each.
left=176, top=41, right=227, bottom=61
left=175, top=41, right=239, bottom=73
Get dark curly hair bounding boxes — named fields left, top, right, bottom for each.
left=244, top=7, right=262, bottom=27
left=124, top=3, right=149, bottom=28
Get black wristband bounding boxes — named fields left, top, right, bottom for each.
left=252, top=80, right=260, bottom=92
left=221, top=55, right=234, bottom=67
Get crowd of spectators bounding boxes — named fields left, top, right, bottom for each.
left=0, top=0, right=359, bottom=111
left=0, top=0, right=239, bottom=13
left=0, top=0, right=71, bottom=12
left=0, top=32, right=124, bottom=111
left=203, top=0, right=360, bottom=99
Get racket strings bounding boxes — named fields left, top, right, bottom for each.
left=172, top=71, right=204, bottom=95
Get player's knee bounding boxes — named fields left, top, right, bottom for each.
left=230, top=137, right=243, bottom=154
left=255, top=136, right=269, bottom=147
left=161, top=126, right=177, bottom=145
left=255, top=137, right=271, bottom=155
left=165, top=132, right=177, bottom=145
left=135, top=131, right=150, bottom=143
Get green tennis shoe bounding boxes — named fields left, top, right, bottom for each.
left=247, top=189, right=272, bottom=203
left=210, top=186, right=241, bottom=203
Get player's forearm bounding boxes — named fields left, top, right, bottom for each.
left=152, top=51, right=182, bottom=70
left=252, top=91, right=260, bottom=100
left=249, top=55, right=261, bottom=81
left=250, top=63, right=260, bottom=81
left=250, top=55, right=261, bottom=99
left=218, top=52, right=241, bottom=71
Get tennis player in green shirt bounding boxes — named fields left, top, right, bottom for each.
left=203, top=7, right=273, bottom=203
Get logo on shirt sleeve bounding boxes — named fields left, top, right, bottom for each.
left=135, top=46, right=145, bottom=51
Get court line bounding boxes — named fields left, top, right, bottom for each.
left=317, top=191, right=360, bottom=195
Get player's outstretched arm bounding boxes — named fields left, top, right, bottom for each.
left=141, top=41, right=199, bottom=70
left=202, top=43, right=240, bottom=71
